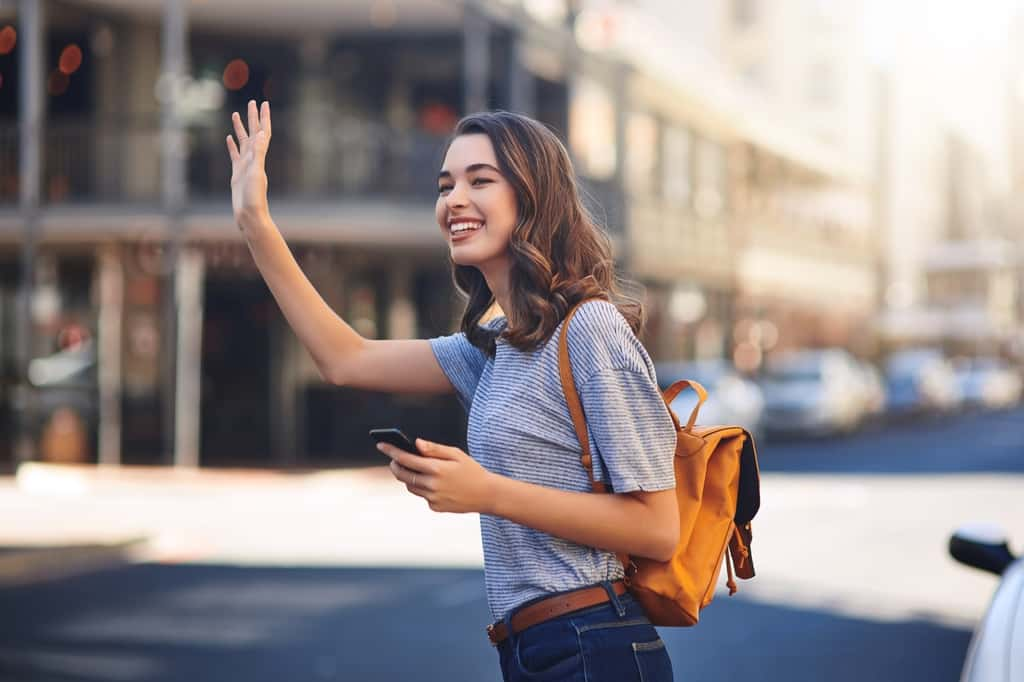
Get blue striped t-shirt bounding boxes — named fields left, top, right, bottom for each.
left=428, top=299, right=676, bottom=621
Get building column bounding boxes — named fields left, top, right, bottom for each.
left=96, top=245, right=124, bottom=466
left=160, top=0, right=191, bottom=466
left=463, top=4, right=491, bottom=114
left=173, top=248, right=204, bottom=468
left=508, top=35, right=535, bottom=117
left=14, top=0, right=44, bottom=466
left=387, top=264, right=416, bottom=340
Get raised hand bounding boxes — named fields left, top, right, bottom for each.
left=226, top=99, right=272, bottom=230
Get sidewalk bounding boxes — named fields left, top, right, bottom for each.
left=0, top=461, right=485, bottom=586
left=2, top=461, right=1020, bottom=630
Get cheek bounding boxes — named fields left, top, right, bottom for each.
left=434, top=200, right=446, bottom=230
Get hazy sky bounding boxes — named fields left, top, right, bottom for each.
left=864, top=0, right=1019, bottom=191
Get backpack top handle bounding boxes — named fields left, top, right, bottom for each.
left=662, top=380, right=707, bottom=433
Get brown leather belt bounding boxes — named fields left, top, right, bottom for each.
left=486, top=580, right=628, bottom=646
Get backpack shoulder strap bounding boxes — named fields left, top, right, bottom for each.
left=557, top=300, right=608, bottom=494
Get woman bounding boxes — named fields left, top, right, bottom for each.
left=227, top=101, right=678, bottom=681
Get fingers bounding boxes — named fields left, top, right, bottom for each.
left=231, top=111, right=248, bottom=143
left=389, top=460, right=432, bottom=492
left=376, top=443, right=434, bottom=474
left=261, top=101, right=272, bottom=138
left=415, top=438, right=459, bottom=460
left=226, top=135, right=240, bottom=163
left=248, top=99, right=260, bottom=140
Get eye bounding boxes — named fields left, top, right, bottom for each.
left=437, top=185, right=452, bottom=195
left=472, top=178, right=493, bottom=186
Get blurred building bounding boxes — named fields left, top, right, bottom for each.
left=612, top=0, right=878, bottom=364
left=1, top=0, right=873, bottom=469
left=878, top=133, right=1022, bottom=357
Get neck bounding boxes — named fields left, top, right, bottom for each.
left=479, top=261, right=512, bottom=325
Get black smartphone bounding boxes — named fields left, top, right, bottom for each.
left=369, top=428, right=420, bottom=455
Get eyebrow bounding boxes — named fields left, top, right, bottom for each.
left=437, top=163, right=501, bottom=180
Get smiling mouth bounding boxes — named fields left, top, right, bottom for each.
left=449, top=221, right=484, bottom=238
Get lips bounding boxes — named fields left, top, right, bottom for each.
left=448, top=218, right=484, bottom=242
left=450, top=225, right=482, bottom=242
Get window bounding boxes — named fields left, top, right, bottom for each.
left=569, top=78, right=617, bottom=180
left=625, top=112, right=658, bottom=197
left=662, top=126, right=692, bottom=205
left=694, top=138, right=726, bottom=218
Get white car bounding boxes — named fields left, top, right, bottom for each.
left=948, top=524, right=1022, bottom=682
left=952, top=358, right=1023, bottom=410
left=757, top=349, right=867, bottom=437
left=656, top=359, right=765, bottom=440
left=854, top=360, right=887, bottom=420
left=885, top=348, right=962, bottom=416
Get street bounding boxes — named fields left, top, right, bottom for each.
left=1, top=406, right=1022, bottom=681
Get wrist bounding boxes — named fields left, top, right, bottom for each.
left=237, top=207, right=272, bottom=236
left=483, top=471, right=507, bottom=516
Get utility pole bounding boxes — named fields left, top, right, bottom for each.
left=160, top=0, right=197, bottom=467
left=14, top=0, right=44, bottom=467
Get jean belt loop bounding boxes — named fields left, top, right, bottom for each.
left=601, top=579, right=627, bottom=618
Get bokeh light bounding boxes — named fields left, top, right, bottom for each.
left=59, top=44, right=84, bottom=75
left=47, top=71, right=70, bottom=96
left=732, top=341, right=763, bottom=373
left=222, top=59, right=249, bottom=90
left=0, top=26, right=15, bottom=55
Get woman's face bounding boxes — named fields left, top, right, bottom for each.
left=435, top=133, right=518, bottom=272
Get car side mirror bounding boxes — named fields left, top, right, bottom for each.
left=949, top=523, right=1017, bottom=576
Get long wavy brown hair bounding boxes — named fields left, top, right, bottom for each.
left=442, top=111, right=644, bottom=356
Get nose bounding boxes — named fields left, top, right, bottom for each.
left=445, top=180, right=469, bottom=209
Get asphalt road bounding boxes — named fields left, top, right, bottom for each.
left=0, top=563, right=971, bottom=682
left=760, top=405, right=1024, bottom=474
left=3, top=406, right=1023, bottom=681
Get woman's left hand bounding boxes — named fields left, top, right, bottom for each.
left=378, top=438, right=497, bottom=514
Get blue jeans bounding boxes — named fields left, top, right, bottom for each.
left=496, top=580, right=674, bottom=682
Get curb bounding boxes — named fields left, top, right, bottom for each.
left=0, top=537, right=150, bottom=588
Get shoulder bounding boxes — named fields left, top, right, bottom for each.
left=563, top=299, right=651, bottom=378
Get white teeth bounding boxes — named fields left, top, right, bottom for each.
left=451, top=222, right=483, bottom=233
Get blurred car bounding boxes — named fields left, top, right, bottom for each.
left=948, top=524, right=1022, bottom=682
left=853, top=360, right=887, bottom=420
left=884, top=348, right=962, bottom=416
left=952, top=357, right=1023, bottom=410
left=655, top=359, right=765, bottom=440
left=757, top=348, right=867, bottom=437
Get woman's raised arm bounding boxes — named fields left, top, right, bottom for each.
left=226, top=100, right=454, bottom=394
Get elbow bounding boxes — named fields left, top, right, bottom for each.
left=319, top=360, right=346, bottom=386
left=651, top=513, right=680, bottom=563
left=651, top=530, right=679, bottom=563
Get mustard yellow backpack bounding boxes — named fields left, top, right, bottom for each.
left=558, top=301, right=761, bottom=626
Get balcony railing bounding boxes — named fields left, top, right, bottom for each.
left=0, top=113, right=452, bottom=207
left=190, top=112, right=449, bottom=202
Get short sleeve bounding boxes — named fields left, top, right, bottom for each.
left=578, top=367, right=676, bottom=493
left=428, top=321, right=500, bottom=411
